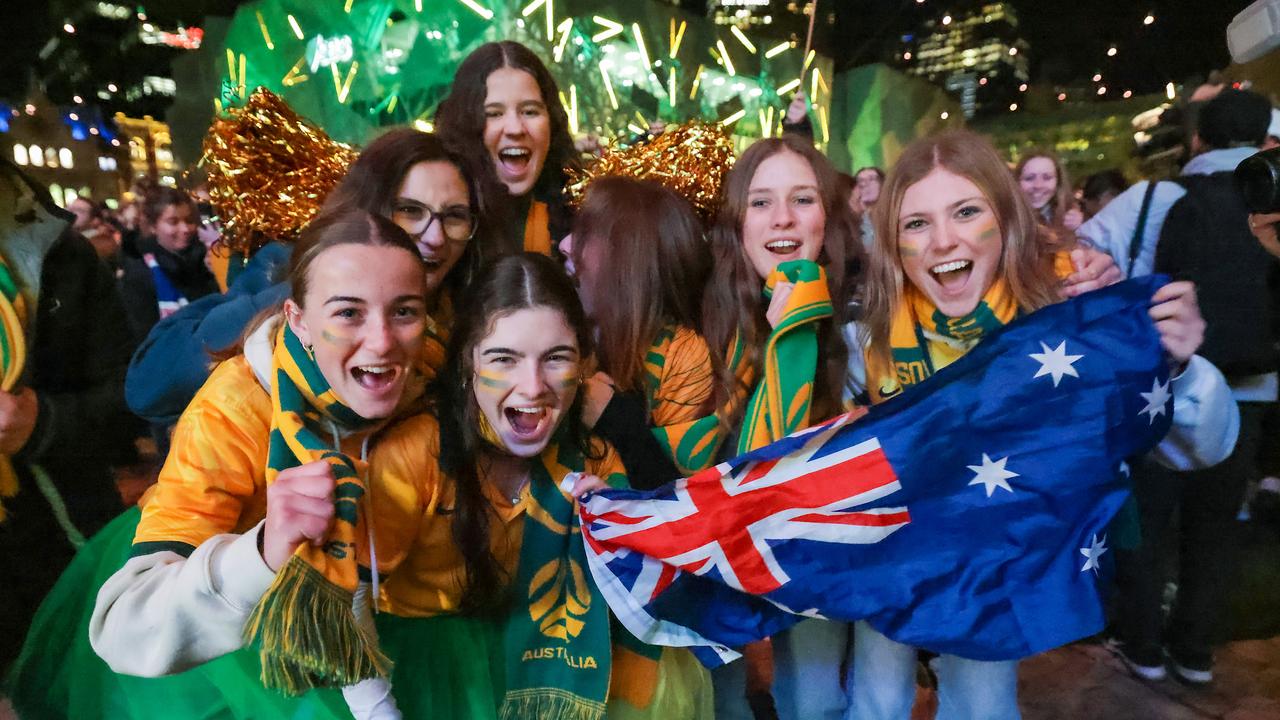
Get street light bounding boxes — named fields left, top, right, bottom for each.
left=1144, top=13, right=1155, bottom=25
left=63, top=23, right=75, bottom=33
left=1107, top=46, right=1117, bottom=57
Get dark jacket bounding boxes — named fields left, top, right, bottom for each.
left=118, top=235, right=220, bottom=345
left=125, top=242, right=290, bottom=426
left=1156, top=171, right=1280, bottom=377
left=0, top=160, right=132, bottom=666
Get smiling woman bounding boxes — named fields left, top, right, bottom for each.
left=9, top=210, right=435, bottom=719
left=844, top=128, right=1228, bottom=720
left=701, top=134, right=859, bottom=720
left=435, top=42, right=581, bottom=257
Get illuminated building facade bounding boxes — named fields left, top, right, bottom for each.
left=167, top=0, right=833, bottom=164
left=112, top=113, right=179, bottom=188
left=1, top=89, right=129, bottom=206
left=41, top=2, right=206, bottom=119
left=895, top=1, right=1029, bottom=118
left=709, top=1, right=834, bottom=54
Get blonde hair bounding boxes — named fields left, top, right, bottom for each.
left=1014, top=148, right=1074, bottom=230
left=863, top=130, right=1062, bottom=371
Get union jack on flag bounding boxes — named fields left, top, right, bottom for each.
left=582, top=276, right=1176, bottom=664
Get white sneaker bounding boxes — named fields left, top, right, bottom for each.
left=1106, top=638, right=1167, bottom=681
left=1170, top=658, right=1213, bottom=685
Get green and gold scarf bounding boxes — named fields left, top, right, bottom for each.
left=737, top=259, right=833, bottom=454
left=243, top=324, right=402, bottom=693
left=501, top=440, right=620, bottom=720
left=866, top=280, right=1017, bottom=405
left=0, top=254, right=25, bottom=523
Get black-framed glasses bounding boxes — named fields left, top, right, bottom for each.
left=392, top=203, right=477, bottom=243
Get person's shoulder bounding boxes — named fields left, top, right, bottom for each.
left=666, top=325, right=713, bottom=364
left=191, top=355, right=270, bottom=423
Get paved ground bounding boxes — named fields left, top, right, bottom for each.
left=4, top=461, right=1280, bottom=719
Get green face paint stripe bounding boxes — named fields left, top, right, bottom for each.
left=977, top=225, right=1001, bottom=243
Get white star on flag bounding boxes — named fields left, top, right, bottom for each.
left=1080, top=533, right=1109, bottom=575
left=967, top=454, right=1019, bottom=497
left=1138, top=377, right=1172, bottom=424
left=1119, top=461, right=1130, bottom=478
left=1029, top=340, right=1084, bottom=387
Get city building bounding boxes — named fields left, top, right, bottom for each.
left=41, top=1, right=207, bottom=119
left=113, top=112, right=179, bottom=189
left=2, top=88, right=129, bottom=206
left=708, top=1, right=835, bottom=58
left=894, top=1, right=1029, bottom=118
left=168, top=0, right=831, bottom=163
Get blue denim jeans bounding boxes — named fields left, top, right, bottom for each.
left=846, top=621, right=1020, bottom=720
left=711, top=618, right=850, bottom=720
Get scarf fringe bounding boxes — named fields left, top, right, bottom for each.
left=243, top=555, right=391, bottom=695
left=499, top=688, right=605, bottom=720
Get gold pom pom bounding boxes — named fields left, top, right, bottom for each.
left=201, top=87, right=358, bottom=256
left=565, top=122, right=736, bottom=224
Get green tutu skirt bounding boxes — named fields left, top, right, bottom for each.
left=5, top=508, right=710, bottom=719
left=6, top=508, right=347, bottom=719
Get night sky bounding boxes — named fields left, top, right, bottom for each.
left=1, top=1, right=1266, bottom=102
left=837, top=0, right=1258, bottom=95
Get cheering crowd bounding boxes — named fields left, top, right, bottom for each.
left=0, top=37, right=1265, bottom=720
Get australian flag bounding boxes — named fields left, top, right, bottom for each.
left=581, top=276, right=1175, bottom=664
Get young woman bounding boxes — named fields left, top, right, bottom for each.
left=701, top=134, right=857, bottom=720
left=1015, top=149, right=1083, bottom=236
left=847, top=129, right=1235, bottom=719
left=351, top=252, right=624, bottom=719
left=562, top=176, right=728, bottom=477
left=435, top=41, right=580, bottom=257
left=560, top=176, right=725, bottom=718
left=119, top=187, right=220, bottom=344
left=126, top=129, right=484, bottom=428
left=9, top=210, right=434, bottom=719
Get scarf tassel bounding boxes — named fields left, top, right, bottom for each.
left=243, top=555, right=390, bottom=695
left=500, top=688, right=605, bottom=720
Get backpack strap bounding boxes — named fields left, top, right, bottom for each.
left=1127, top=181, right=1160, bottom=278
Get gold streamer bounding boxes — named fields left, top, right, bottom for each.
left=564, top=121, right=735, bottom=225
left=201, top=87, right=358, bottom=256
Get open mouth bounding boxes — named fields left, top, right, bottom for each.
left=929, top=259, right=973, bottom=293
left=421, top=255, right=443, bottom=272
left=765, top=239, right=802, bottom=257
left=503, top=404, right=550, bottom=440
left=497, top=147, right=532, bottom=177
left=350, top=364, right=403, bottom=393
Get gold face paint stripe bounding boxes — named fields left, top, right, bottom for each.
left=476, top=372, right=511, bottom=389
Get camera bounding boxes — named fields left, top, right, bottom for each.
left=1233, top=147, right=1280, bottom=213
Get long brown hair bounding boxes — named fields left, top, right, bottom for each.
left=434, top=253, right=597, bottom=614
left=702, top=135, right=855, bottom=426
left=570, top=176, right=719, bottom=399
left=864, top=130, right=1062, bottom=371
left=1014, top=148, right=1074, bottom=231
left=434, top=41, right=581, bottom=248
